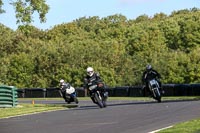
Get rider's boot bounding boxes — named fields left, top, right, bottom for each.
left=64, top=97, right=68, bottom=102
left=74, top=97, right=79, bottom=104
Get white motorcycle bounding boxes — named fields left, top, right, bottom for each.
left=59, top=85, right=79, bottom=104
left=148, top=79, right=162, bottom=102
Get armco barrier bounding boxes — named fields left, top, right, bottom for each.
left=21, top=87, right=86, bottom=98
left=190, top=84, right=200, bottom=96
left=162, top=84, right=175, bottom=96
left=105, top=87, right=115, bottom=97
left=24, top=88, right=46, bottom=98
left=174, top=84, right=191, bottom=96
left=0, top=85, right=18, bottom=107
left=17, top=89, right=25, bottom=98
left=75, top=88, right=85, bottom=97
left=112, top=86, right=129, bottom=97
left=128, top=86, right=143, bottom=97
left=46, top=88, right=60, bottom=97
left=18, top=83, right=200, bottom=98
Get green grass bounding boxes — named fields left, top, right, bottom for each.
left=0, top=103, right=77, bottom=119
left=158, top=119, right=200, bottom=133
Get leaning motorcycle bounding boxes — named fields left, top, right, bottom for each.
left=59, top=86, right=79, bottom=104
left=88, top=83, right=107, bottom=108
left=148, top=78, right=162, bottom=102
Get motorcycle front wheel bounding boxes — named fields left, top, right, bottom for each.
left=153, top=89, right=161, bottom=103
left=94, top=92, right=104, bottom=108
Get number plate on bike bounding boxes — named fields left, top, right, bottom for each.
left=150, top=79, right=156, bottom=85
left=89, top=85, right=97, bottom=91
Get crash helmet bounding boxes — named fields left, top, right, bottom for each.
left=86, top=67, right=94, bottom=77
left=146, top=64, right=152, bottom=71
left=59, top=79, right=65, bottom=86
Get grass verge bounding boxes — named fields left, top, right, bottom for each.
left=0, top=103, right=77, bottom=119
left=158, top=119, right=200, bottom=133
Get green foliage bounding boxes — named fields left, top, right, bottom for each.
left=0, top=8, right=200, bottom=88
left=0, top=0, right=5, bottom=13
left=11, top=0, right=49, bottom=25
left=0, top=24, right=15, bottom=56
left=0, top=0, right=49, bottom=33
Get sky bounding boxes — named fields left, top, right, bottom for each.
left=0, top=0, right=199, bottom=30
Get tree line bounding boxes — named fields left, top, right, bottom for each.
left=0, top=8, right=200, bottom=89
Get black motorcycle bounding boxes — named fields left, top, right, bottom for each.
left=88, top=83, right=107, bottom=108
left=148, top=78, right=162, bottom=102
left=59, top=86, right=79, bottom=104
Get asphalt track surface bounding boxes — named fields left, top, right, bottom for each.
left=0, top=99, right=200, bottom=133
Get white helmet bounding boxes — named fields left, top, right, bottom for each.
left=86, top=67, right=94, bottom=77
left=59, top=79, right=65, bottom=85
left=146, top=64, right=152, bottom=71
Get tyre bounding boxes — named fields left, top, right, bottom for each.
left=74, top=97, right=79, bottom=104
left=94, top=92, right=104, bottom=108
left=153, top=89, right=161, bottom=103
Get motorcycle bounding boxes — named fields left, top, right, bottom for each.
left=148, top=78, right=162, bottom=102
left=59, top=85, right=79, bottom=104
left=88, top=83, right=107, bottom=108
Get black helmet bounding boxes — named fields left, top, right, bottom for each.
left=146, top=64, right=152, bottom=70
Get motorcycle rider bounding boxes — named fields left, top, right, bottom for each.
left=59, top=79, right=78, bottom=103
left=141, top=64, right=164, bottom=96
left=83, top=67, right=108, bottom=103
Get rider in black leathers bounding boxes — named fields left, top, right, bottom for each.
left=141, top=64, right=164, bottom=96
left=83, top=67, right=108, bottom=103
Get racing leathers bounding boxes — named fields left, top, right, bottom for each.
left=83, top=72, right=108, bottom=103
left=142, top=69, right=163, bottom=96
